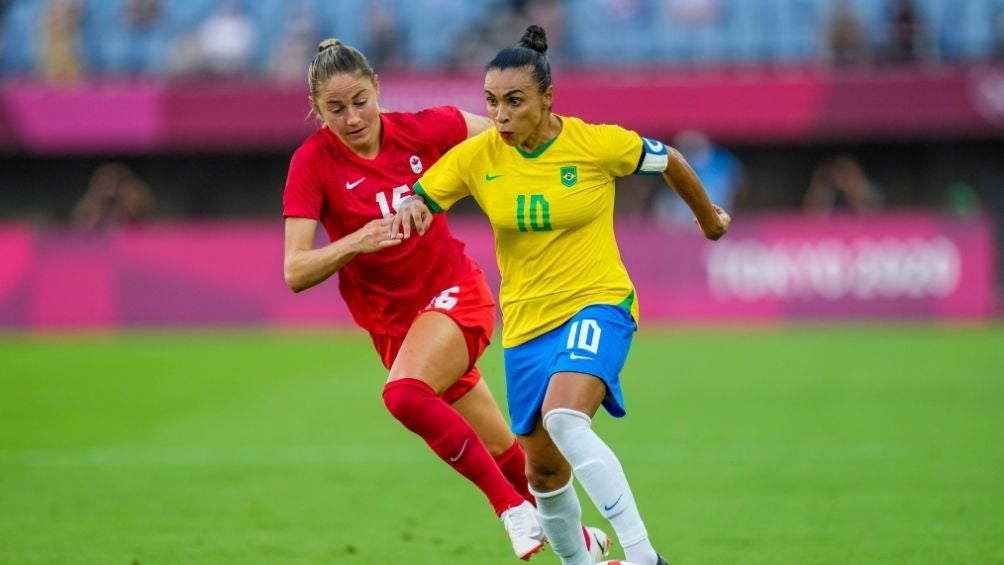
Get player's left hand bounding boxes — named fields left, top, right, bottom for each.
left=389, top=195, right=433, bottom=239
left=694, top=204, right=730, bottom=240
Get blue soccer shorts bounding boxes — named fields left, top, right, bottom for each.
left=504, top=304, right=636, bottom=435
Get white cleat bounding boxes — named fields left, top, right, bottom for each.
left=500, top=501, right=546, bottom=560
left=584, top=525, right=613, bottom=562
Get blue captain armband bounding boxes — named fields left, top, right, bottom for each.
left=635, top=137, right=669, bottom=176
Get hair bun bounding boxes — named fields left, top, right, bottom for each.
left=317, top=38, right=343, bottom=53
left=518, top=25, right=548, bottom=55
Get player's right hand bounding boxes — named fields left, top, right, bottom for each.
left=389, top=195, right=433, bottom=239
left=353, top=218, right=404, bottom=253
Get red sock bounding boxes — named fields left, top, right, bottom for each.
left=383, top=378, right=525, bottom=516
left=494, top=440, right=535, bottom=505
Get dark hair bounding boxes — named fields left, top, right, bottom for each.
left=308, top=39, right=375, bottom=111
left=486, top=25, right=552, bottom=94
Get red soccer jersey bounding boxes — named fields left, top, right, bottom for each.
left=283, top=106, right=475, bottom=337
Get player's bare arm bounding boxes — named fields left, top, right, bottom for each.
left=460, top=110, right=493, bottom=138
left=388, top=195, right=433, bottom=239
left=283, top=216, right=402, bottom=292
left=663, top=147, right=731, bottom=240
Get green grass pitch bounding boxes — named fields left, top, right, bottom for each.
left=1, top=325, right=1002, bottom=564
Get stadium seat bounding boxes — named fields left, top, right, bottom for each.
left=4, top=0, right=1002, bottom=76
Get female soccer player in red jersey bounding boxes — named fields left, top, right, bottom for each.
left=281, top=39, right=610, bottom=562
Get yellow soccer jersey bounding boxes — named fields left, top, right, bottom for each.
left=414, top=115, right=656, bottom=347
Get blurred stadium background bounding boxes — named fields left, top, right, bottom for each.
left=1, top=1, right=1002, bottom=564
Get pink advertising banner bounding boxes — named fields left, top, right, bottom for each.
left=0, top=214, right=996, bottom=331
left=620, top=214, right=996, bottom=322
left=3, top=66, right=1004, bottom=153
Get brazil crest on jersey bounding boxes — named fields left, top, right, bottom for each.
left=415, top=115, right=664, bottom=347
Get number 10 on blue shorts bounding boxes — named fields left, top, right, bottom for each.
left=503, top=304, right=636, bottom=435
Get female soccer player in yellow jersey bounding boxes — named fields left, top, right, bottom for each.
left=391, top=25, right=730, bottom=565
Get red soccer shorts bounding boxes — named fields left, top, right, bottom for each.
left=371, top=261, right=496, bottom=404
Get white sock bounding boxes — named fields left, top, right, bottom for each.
left=544, top=408, right=660, bottom=565
left=529, top=479, right=592, bottom=565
